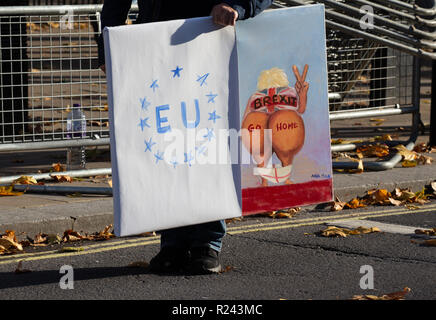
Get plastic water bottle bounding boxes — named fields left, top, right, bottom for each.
left=66, top=103, right=86, bottom=170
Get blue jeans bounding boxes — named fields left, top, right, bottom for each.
left=160, top=220, right=226, bottom=252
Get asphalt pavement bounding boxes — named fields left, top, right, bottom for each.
left=0, top=201, right=434, bottom=300
left=0, top=104, right=435, bottom=301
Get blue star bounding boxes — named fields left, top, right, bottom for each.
left=138, top=117, right=150, bottom=131
left=196, top=73, right=209, bottom=87
left=206, top=92, right=218, bottom=103
left=144, top=137, right=156, bottom=152
left=171, top=66, right=183, bottom=78
left=154, top=150, right=164, bottom=164
left=140, top=97, right=151, bottom=111
left=184, top=151, right=194, bottom=167
left=150, top=80, right=159, bottom=92
left=208, top=110, right=221, bottom=124
left=196, top=144, right=207, bottom=156
left=203, top=128, right=215, bottom=142
left=170, top=158, right=178, bottom=168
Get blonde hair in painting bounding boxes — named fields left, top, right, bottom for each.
left=257, top=67, right=289, bottom=91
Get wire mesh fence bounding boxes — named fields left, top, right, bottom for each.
left=1, top=8, right=108, bottom=145
left=0, top=4, right=418, bottom=150
left=326, top=30, right=414, bottom=114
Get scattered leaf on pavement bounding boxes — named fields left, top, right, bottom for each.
left=352, top=287, right=410, bottom=300
left=219, top=265, right=234, bottom=274
left=127, top=261, right=150, bottom=268
left=345, top=198, right=366, bottom=209
left=369, top=118, right=385, bottom=126
left=51, top=163, right=65, bottom=172
left=62, top=229, right=86, bottom=242
left=15, top=260, right=31, bottom=274
left=415, top=228, right=436, bottom=236
left=60, top=246, right=84, bottom=252
left=329, top=197, right=347, bottom=211
left=67, top=192, right=83, bottom=197
left=0, top=230, right=23, bottom=251
left=260, top=207, right=300, bottom=219
left=139, top=231, right=157, bottom=237
left=423, top=239, right=436, bottom=247
left=0, top=186, right=24, bottom=196
left=12, top=176, right=38, bottom=185
left=401, top=160, right=417, bottom=167
left=51, top=174, right=73, bottom=183
left=225, top=217, right=243, bottom=224
left=356, top=144, right=389, bottom=158
left=317, top=226, right=381, bottom=238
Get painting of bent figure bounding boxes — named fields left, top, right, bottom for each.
left=237, top=5, right=333, bottom=214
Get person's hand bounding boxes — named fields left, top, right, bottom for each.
left=100, top=64, right=106, bottom=74
left=211, top=3, right=238, bottom=26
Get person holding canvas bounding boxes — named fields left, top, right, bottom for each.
left=98, top=0, right=271, bottom=274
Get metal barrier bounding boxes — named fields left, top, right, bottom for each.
left=276, top=0, right=436, bottom=59
left=273, top=1, right=422, bottom=171
left=0, top=3, right=425, bottom=182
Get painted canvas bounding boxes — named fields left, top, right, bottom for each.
left=104, top=5, right=333, bottom=236
left=236, top=5, right=333, bottom=214
left=104, top=18, right=241, bottom=236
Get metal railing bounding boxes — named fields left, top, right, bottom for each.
left=276, top=0, right=436, bottom=59
left=0, top=2, right=425, bottom=181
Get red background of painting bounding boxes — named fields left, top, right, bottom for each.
left=242, top=179, right=333, bottom=215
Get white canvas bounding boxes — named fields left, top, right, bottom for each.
left=104, top=17, right=241, bottom=236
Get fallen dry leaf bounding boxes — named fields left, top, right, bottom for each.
left=261, top=207, right=300, bottom=219
left=394, top=145, right=418, bottom=161
left=329, top=197, right=346, bottom=211
left=90, top=224, right=115, bottom=241
left=369, top=118, right=385, bottom=126
left=415, top=228, right=436, bottom=236
left=356, top=144, right=389, bottom=158
left=51, top=174, right=73, bottom=183
left=62, top=229, right=86, bottom=242
left=225, top=217, right=243, bottom=224
left=352, top=287, right=410, bottom=300
left=51, top=163, right=65, bottom=172
left=413, top=143, right=430, bottom=153
left=67, top=192, right=83, bottom=198
left=15, top=260, right=31, bottom=274
left=60, top=246, right=84, bottom=252
left=219, top=265, right=234, bottom=274
left=345, top=198, right=367, bottom=209
left=0, top=230, right=23, bottom=252
left=127, top=261, right=150, bottom=268
left=318, top=226, right=380, bottom=237
left=0, top=186, right=24, bottom=196
left=423, top=239, right=436, bottom=246
left=388, top=198, right=402, bottom=206
left=139, top=231, right=157, bottom=237
left=12, top=176, right=38, bottom=185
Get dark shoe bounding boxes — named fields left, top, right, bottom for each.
left=188, top=247, right=222, bottom=274
left=147, top=246, right=189, bottom=273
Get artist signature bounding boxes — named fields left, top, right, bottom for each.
left=311, top=173, right=331, bottom=179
